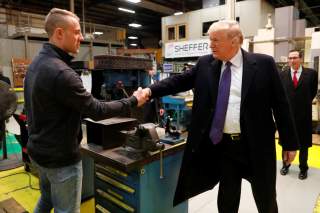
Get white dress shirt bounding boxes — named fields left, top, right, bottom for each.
left=220, top=49, right=243, bottom=134
left=291, top=66, right=302, bottom=81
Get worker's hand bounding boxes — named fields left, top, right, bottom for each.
left=142, top=88, right=151, bottom=97
left=133, top=87, right=150, bottom=107
left=283, top=150, right=296, bottom=165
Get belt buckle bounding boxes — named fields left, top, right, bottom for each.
left=230, top=133, right=240, bottom=141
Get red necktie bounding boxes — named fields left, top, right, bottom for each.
left=293, top=71, right=298, bottom=88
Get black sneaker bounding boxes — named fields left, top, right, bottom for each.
left=280, top=165, right=290, bottom=175
left=298, top=170, right=308, bottom=180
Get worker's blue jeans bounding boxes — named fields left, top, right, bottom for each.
left=31, top=159, right=83, bottom=213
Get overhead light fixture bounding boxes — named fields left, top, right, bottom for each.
left=129, top=23, right=141, bottom=28
left=126, top=0, right=141, bottom=3
left=93, top=31, right=103, bottom=35
left=174, top=11, right=183, bottom=16
left=128, top=36, right=138, bottom=39
left=118, top=7, right=135, bottom=14
left=130, top=43, right=138, bottom=46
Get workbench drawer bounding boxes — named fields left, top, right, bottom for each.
left=95, top=188, right=136, bottom=213
left=95, top=162, right=140, bottom=185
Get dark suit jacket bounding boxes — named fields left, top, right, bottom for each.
left=149, top=49, right=299, bottom=205
left=279, top=67, right=317, bottom=148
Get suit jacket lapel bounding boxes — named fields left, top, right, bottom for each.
left=296, top=67, right=307, bottom=89
left=286, top=69, right=295, bottom=90
left=241, top=50, right=257, bottom=107
left=209, top=59, right=222, bottom=105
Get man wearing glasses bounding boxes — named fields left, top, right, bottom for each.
left=279, top=49, right=318, bottom=180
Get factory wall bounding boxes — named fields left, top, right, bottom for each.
left=0, top=38, right=113, bottom=84
left=161, top=0, right=275, bottom=56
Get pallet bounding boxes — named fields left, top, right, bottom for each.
left=0, top=198, right=28, bottom=213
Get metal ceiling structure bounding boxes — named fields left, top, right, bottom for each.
left=0, top=0, right=320, bottom=44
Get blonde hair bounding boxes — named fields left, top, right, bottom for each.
left=45, top=8, right=79, bottom=37
left=207, top=20, right=243, bottom=44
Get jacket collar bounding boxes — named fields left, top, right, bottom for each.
left=41, top=43, right=74, bottom=65
left=241, top=49, right=257, bottom=107
left=209, top=49, right=257, bottom=108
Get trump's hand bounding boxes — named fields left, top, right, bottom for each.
left=283, top=150, right=296, bottom=165
left=133, top=87, right=150, bottom=107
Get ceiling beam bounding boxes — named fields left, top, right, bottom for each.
left=298, top=0, right=320, bottom=26
left=119, top=0, right=175, bottom=15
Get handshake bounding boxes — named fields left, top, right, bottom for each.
left=132, top=87, right=152, bottom=107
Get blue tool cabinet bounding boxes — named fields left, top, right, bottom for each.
left=81, top=143, right=188, bottom=213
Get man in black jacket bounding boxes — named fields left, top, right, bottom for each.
left=279, top=50, right=318, bottom=180
left=142, top=20, right=298, bottom=212
left=24, top=8, right=147, bottom=213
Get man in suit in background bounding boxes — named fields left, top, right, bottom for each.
left=143, top=20, right=299, bottom=212
left=279, top=50, right=318, bottom=180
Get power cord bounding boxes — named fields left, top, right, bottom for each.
left=0, top=171, right=40, bottom=194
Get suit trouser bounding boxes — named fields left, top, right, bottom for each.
left=217, top=135, right=278, bottom=213
left=299, top=147, right=308, bottom=171
left=282, top=147, right=308, bottom=171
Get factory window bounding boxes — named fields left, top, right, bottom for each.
left=167, top=26, right=176, bottom=41
left=166, top=24, right=188, bottom=41
left=202, top=20, right=218, bottom=36
left=178, top=24, right=187, bottom=40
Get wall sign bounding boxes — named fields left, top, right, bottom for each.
left=165, top=39, right=211, bottom=58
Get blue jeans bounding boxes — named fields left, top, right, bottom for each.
left=31, top=159, right=83, bottom=213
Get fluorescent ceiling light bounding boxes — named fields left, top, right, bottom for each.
left=130, top=43, right=138, bottom=46
left=93, top=31, right=103, bottom=35
left=174, top=11, right=183, bottom=16
left=129, top=23, right=141, bottom=28
left=128, top=36, right=138, bottom=39
left=126, top=0, right=141, bottom=3
left=118, top=7, right=135, bottom=14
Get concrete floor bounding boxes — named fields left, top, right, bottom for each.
left=188, top=161, right=320, bottom=213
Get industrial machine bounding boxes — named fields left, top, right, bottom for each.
left=159, top=95, right=192, bottom=144
left=80, top=55, right=187, bottom=212
left=81, top=117, right=187, bottom=213
left=122, top=123, right=164, bottom=156
left=90, top=55, right=153, bottom=123
left=92, top=55, right=152, bottom=100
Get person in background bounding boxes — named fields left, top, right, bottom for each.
left=0, top=67, right=11, bottom=150
left=24, top=8, right=148, bottom=213
left=279, top=49, right=318, bottom=180
left=181, top=63, right=190, bottom=73
left=142, top=20, right=298, bottom=213
left=0, top=67, right=11, bottom=86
